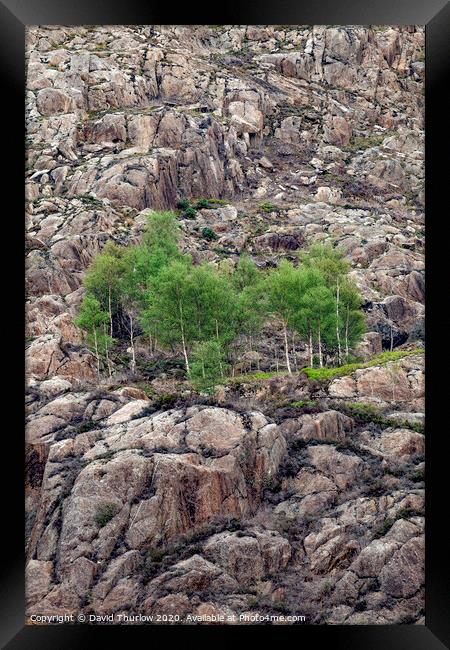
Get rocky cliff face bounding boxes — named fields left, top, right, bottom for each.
left=25, top=25, right=424, bottom=624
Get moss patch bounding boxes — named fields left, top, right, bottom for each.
left=302, top=349, right=422, bottom=382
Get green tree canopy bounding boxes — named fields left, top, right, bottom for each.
left=83, top=242, right=126, bottom=336
left=299, top=242, right=349, bottom=286
left=77, top=228, right=367, bottom=383
left=190, top=340, right=227, bottom=391
left=75, top=295, right=113, bottom=376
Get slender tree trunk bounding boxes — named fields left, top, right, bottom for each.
left=283, top=323, right=292, bottom=374
left=292, top=333, right=298, bottom=372
left=215, top=319, right=224, bottom=377
left=108, top=286, right=113, bottom=338
left=318, top=323, right=323, bottom=368
left=178, top=301, right=190, bottom=376
left=93, top=327, right=100, bottom=378
left=309, top=327, right=313, bottom=368
left=103, top=323, right=112, bottom=378
left=130, top=313, right=136, bottom=373
left=336, top=278, right=342, bottom=365
left=273, top=342, right=279, bottom=372
left=345, top=306, right=350, bottom=361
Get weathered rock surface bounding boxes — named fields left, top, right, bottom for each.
left=25, top=392, right=425, bottom=623
left=26, top=25, right=424, bottom=385
left=328, top=354, right=424, bottom=411
left=25, top=25, right=424, bottom=625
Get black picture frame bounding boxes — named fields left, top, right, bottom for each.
left=3, top=0, right=449, bottom=647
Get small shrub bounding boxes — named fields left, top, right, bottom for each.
left=319, top=579, right=334, bottom=597
left=183, top=206, right=197, bottom=219
left=373, top=517, right=395, bottom=538
left=207, top=198, right=228, bottom=205
left=396, top=507, right=424, bottom=520
left=259, top=202, right=281, bottom=213
left=142, top=547, right=167, bottom=580
left=146, top=547, right=166, bottom=563
left=263, top=476, right=282, bottom=493
left=176, top=198, right=190, bottom=210
left=79, top=194, right=104, bottom=208
left=409, top=468, right=425, bottom=483
left=94, top=503, right=119, bottom=527
left=76, top=420, right=96, bottom=434
left=247, top=596, right=262, bottom=609
left=289, top=400, right=317, bottom=409
left=374, top=506, right=424, bottom=539
left=194, top=198, right=212, bottom=209
left=345, top=135, right=385, bottom=152
left=201, top=227, right=218, bottom=241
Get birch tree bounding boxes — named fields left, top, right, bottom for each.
left=75, top=295, right=113, bottom=378
left=142, top=259, right=194, bottom=375
left=339, top=279, right=365, bottom=361
left=299, top=284, right=335, bottom=368
left=300, top=243, right=349, bottom=365
left=264, top=261, right=303, bottom=374
left=84, top=241, right=125, bottom=338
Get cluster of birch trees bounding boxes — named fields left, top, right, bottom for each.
left=76, top=211, right=364, bottom=387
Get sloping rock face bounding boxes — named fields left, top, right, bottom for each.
left=328, top=353, right=424, bottom=410
left=25, top=25, right=424, bottom=625
left=26, top=406, right=286, bottom=615
left=26, top=25, right=424, bottom=212
left=26, top=25, right=424, bottom=383
left=26, top=397, right=424, bottom=623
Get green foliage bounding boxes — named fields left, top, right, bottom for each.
left=288, top=400, right=318, bottom=409
left=77, top=229, right=369, bottom=384
left=232, top=254, right=259, bottom=291
left=345, top=402, right=381, bottom=418
left=94, top=503, right=119, bottom=527
left=303, top=349, right=422, bottom=381
left=299, top=282, right=335, bottom=342
left=207, top=198, right=228, bottom=205
left=183, top=207, right=197, bottom=219
left=299, top=242, right=349, bottom=283
left=373, top=517, right=395, bottom=538
left=340, top=401, right=425, bottom=433
left=227, top=370, right=285, bottom=385
left=75, top=295, right=108, bottom=333
left=141, top=211, right=180, bottom=258
left=141, top=258, right=193, bottom=349
left=83, top=242, right=126, bottom=320
left=345, top=134, right=385, bottom=152
left=74, top=294, right=114, bottom=363
left=76, top=420, right=97, bottom=434
left=120, top=213, right=181, bottom=307
left=190, top=340, right=227, bottom=390
left=259, top=202, right=281, bottom=213
left=373, top=506, right=424, bottom=539
left=263, top=260, right=302, bottom=330
left=201, top=227, right=218, bottom=241
left=194, top=198, right=212, bottom=209
left=176, top=198, right=190, bottom=210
